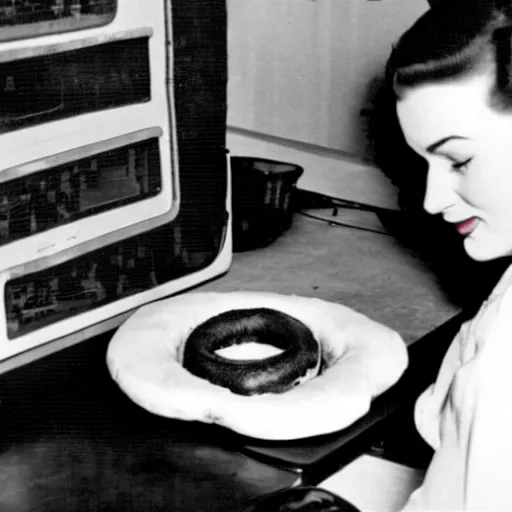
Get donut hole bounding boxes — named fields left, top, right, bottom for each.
left=182, top=308, right=322, bottom=396
left=215, top=342, right=284, bottom=360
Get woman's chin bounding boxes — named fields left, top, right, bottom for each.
left=463, top=236, right=507, bottom=262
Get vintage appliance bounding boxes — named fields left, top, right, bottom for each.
left=0, top=0, right=231, bottom=365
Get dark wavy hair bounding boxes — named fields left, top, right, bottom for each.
left=390, top=0, right=512, bottom=108
left=369, top=0, right=512, bottom=308
left=373, top=0, right=512, bottom=195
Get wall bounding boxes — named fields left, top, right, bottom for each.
left=225, top=0, right=429, bottom=209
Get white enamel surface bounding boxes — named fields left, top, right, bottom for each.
left=106, top=291, right=408, bottom=440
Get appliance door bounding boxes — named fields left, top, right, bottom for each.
left=0, top=0, right=231, bottom=368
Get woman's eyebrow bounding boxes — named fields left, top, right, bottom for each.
left=426, top=135, right=469, bottom=153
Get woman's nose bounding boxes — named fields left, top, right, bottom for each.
left=423, top=167, right=457, bottom=215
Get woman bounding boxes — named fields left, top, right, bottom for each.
left=387, top=0, right=512, bottom=509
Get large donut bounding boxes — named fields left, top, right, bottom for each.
left=182, top=308, right=322, bottom=395
left=106, top=291, right=408, bottom=441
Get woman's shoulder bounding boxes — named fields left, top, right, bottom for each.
left=413, top=264, right=512, bottom=447
left=468, top=262, right=512, bottom=357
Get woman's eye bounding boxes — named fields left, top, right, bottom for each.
left=451, top=157, right=472, bottom=172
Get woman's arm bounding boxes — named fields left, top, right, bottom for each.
left=403, top=286, right=512, bottom=510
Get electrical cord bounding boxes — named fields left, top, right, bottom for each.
left=295, top=190, right=403, bottom=236
left=297, top=210, right=394, bottom=236
left=297, top=189, right=397, bottom=214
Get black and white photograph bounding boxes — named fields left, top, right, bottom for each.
left=0, top=1, right=510, bottom=511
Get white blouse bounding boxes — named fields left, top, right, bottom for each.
left=402, top=263, right=512, bottom=511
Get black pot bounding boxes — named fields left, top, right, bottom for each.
left=231, top=156, right=304, bottom=252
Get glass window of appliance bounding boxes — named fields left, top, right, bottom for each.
left=0, top=37, right=150, bottom=134
left=0, top=137, right=162, bottom=246
left=0, top=1, right=117, bottom=42
left=4, top=218, right=222, bottom=339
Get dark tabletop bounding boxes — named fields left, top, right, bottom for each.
left=0, top=331, right=300, bottom=512
left=0, top=309, right=469, bottom=512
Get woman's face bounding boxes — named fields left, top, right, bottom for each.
left=397, top=72, right=512, bottom=262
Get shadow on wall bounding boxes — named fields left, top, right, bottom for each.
left=367, top=69, right=509, bottom=310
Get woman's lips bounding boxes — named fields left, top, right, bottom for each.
left=455, top=217, right=478, bottom=236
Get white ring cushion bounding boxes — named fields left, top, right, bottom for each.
left=106, top=291, right=408, bottom=441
